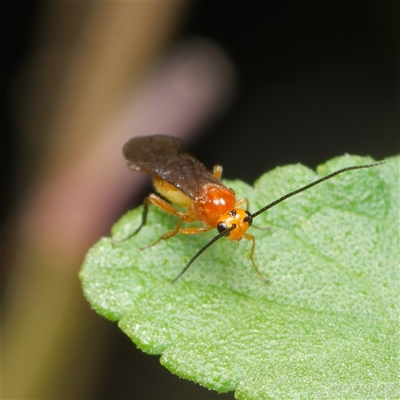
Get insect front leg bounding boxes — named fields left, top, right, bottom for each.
left=141, top=223, right=213, bottom=250
left=243, top=233, right=269, bottom=283
left=179, top=226, right=213, bottom=234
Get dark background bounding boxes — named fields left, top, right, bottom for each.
left=191, top=1, right=399, bottom=183
left=3, top=1, right=399, bottom=399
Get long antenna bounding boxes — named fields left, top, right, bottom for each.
left=251, top=161, right=385, bottom=220
left=171, top=225, right=236, bottom=284
left=171, top=160, right=385, bottom=283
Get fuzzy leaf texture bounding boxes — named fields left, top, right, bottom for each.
left=80, top=155, right=399, bottom=399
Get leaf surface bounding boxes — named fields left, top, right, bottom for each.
left=80, top=155, right=399, bottom=399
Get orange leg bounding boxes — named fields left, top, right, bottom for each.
left=180, top=226, right=213, bottom=235
left=122, top=193, right=211, bottom=249
left=141, top=224, right=213, bottom=250
left=236, top=197, right=249, bottom=210
left=139, top=193, right=193, bottom=244
left=140, top=217, right=184, bottom=249
left=115, top=193, right=193, bottom=244
left=243, top=233, right=269, bottom=283
left=147, top=193, right=192, bottom=221
left=213, top=165, right=223, bottom=180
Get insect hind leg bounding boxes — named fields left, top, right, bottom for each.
left=112, top=196, right=152, bottom=244
left=114, top=192, right=196, bottom=248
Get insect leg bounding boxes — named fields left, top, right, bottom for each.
left=139, top=194, right=196, bottom=249
left=133, top=195, right=151, bottom=235
left=147, top=193, right=190, bottom=218
left=134, top=192, right=182, bottom=235
left=141, top=221, right=212, bottom=249
left=115, top=193, right=192, bottom=245
left=236, top=197, right=249, bottom=210
left=243, top=233, right=269, bottom=283
left=112, top=196, right=152, bottom=243
left=140, top=219, right=184, bottom=249
left=213, top=165, right=223, bottom=180
left=179, top=226, right=213, bottom=234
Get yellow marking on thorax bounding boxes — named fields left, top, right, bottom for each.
left=153, top=176, right=193, bottom=207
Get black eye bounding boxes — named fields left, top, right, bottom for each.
left=243, top=211, right=253, bottom=226
left=217, top=221, right=228, bottom=233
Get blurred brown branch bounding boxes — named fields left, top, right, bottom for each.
left=2, top=2, right=236, bottom=398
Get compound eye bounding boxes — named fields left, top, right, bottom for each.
left=244, top=211, right=253, bottom=226
left=217, top=221, right=228, bottom=233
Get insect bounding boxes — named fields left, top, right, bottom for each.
left=121, top=135, right=384, bottom=283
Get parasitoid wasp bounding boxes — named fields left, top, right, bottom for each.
left=120, top=135, right=384, bottom=283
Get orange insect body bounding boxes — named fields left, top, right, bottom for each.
left=122, top=134, right=384, bottom=283
left=123, top=135, right=252, bottom=240
left=154, top=175, right=237, bottom=227
left=153, top=177, right=249, bottom=239
left=193, top=185, right=237, bottom=228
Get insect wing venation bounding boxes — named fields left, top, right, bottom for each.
left=123, top=135, right=222, bottom=199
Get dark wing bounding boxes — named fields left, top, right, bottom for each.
left=123, top=135, right=222, bottom=199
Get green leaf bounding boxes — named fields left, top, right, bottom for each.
left=80, top=155, right=399, bottom=399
